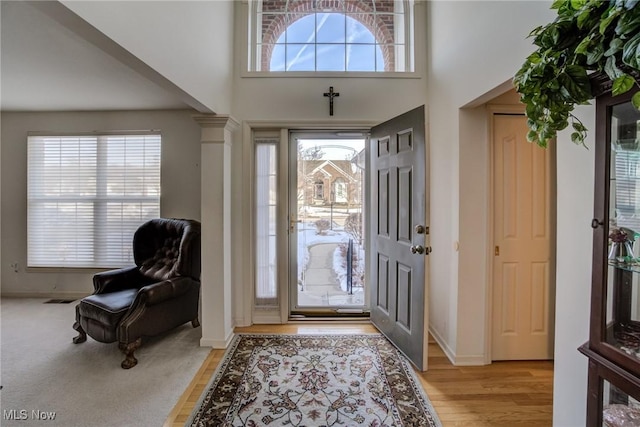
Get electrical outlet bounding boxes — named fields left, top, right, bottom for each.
left=10, top=262, right=18, bottom=273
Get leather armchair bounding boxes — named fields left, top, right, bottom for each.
left=73, top=218, right=201, bottom=369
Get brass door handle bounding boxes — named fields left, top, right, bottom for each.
left=290, top=219, right=302, bottom=232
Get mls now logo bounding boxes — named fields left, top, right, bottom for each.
left=3, top=409, right=56, bottom=421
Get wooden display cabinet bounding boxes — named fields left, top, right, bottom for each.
left=579, top=80, right=640, bottom=426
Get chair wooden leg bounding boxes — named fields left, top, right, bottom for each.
left=191, top=317, right=200, bottom=328
left=119, top=338, right=142, bottom=369
left=72, top=321, right=87, bottom=344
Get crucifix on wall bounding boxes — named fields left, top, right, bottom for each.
left=323, top=86, right=340, bottom=116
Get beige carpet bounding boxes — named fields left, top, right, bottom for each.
left=0, top=298, right=210, bottom=426
left=187, top=334, right=442, bottom=427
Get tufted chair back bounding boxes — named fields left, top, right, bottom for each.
left=133, top=218, right=201, bottom=282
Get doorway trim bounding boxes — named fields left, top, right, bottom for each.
left=241, top=120, right=377, bottom=325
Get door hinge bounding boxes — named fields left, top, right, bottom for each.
left=494, top=246, right=500, bottom=256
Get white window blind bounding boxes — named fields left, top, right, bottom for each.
left=27, top=134, right=161, bottom=268
left=255, top=138, right=278, bottom=307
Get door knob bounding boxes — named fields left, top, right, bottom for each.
left=410, top=245, right=425, bottom=254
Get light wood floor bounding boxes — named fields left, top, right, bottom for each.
left=164, top=323, right=553, bottom=427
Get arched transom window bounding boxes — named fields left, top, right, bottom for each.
left=248, top=0, right=414, bottom=73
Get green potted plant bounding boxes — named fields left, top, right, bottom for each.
left=514, top=0, right=640, bottom=148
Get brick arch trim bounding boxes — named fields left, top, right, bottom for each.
left=259, top=0, right=397, bottom=71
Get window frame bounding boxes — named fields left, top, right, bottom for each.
left=242, top=0, right=421, bottom=78
left=254, top=136, right=280, bottom=308
left=27, top=131, right=161, bottom=269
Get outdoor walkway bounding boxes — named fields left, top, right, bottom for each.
left=298, top=242, right=363, bottom=307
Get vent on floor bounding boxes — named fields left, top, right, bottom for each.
left=43, top=299, right=76, bottom=304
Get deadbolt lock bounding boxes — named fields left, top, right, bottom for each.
left=415, top=225, right=429, bottom=234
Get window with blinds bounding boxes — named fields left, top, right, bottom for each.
left=27, top=133, right=161, bottom=268
left=255, top=138, right=279, bottom=307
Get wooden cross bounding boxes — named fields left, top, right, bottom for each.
left=323, top=86, right=340, bottom=116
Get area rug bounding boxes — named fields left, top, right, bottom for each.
left=186, top=334, right=442, bottom=427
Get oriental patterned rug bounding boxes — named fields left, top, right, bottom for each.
left=186, top=334, right=442, bottom=427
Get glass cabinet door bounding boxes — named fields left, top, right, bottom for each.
left=606, top=98, right=640, bottom=365
left=601, top=378, right=640, bottom=426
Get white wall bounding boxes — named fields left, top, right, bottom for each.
left=61, top=1, right=235, bottom=114
left=0, top=110, right=202, bottom=297
left=553, top=105, right=594, bottom=427
left=232, top=2, right=429, bottom=123
left=428, top=0, right=591, bottom=424
left=427, top=0, right=557, bottom=356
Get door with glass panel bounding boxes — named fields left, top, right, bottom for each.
left=289, top=132, right=368, bottom=316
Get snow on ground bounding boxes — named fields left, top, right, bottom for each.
left=332, top=244, right=365, bottom=293
left=297, top=221, right=363, bottom=294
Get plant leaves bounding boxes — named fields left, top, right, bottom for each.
left=605, top=38, right=624, bottom=56
left=612, top=74, right=635, bottom=95
left=571, top=0, right=586, bottom=10
left=599, top=9, right=619, bottom=35
left=572, top=121, right=587, bottom=132
left=622, top=32, right=640, bottom=69
left=615, top=8, right=640, bottom=35
left=605, top=55, right=623, bottom=80
left=633, top=91, right=640, bottom=110
left=571, top=132, right=582, bottom=144
left=587, top=44, right=604, bottom=65
left=575, top=35, right=592, bottom=54
left=558, top=65, right=592, bottom=101
left=515, top=1, right=640, bottom=148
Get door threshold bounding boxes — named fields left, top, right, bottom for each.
left=289, top=312, right=370, bottom=322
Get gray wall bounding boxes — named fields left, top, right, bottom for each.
left=1, top=110, right=202, bottom=297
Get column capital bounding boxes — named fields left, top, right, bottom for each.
left=193, top=114, right=240, bottom=132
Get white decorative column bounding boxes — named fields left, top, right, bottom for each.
left=194, top=114, right=239, bottom=348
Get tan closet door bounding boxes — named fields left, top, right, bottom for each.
left=492, top=114, right=554, bottom=360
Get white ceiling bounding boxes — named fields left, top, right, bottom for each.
left=1, top=1, right=190, bottom=112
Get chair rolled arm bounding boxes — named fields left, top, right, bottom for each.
left=136, top=277, right=197, bottom=306
left=93, top=266, right=146, bottom=294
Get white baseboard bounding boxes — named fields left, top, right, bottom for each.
left=454, top=354, right=489, bottom=366
left=429, top=326, right=488, bottom=366
left=252, top=312, right=283, bottom=324
left=200, top=330, right=235, bottom=349
left=0, top=291, right=88, bottom=300
left=429, top=325, right=456, bottom=364
left=233, top=316, right=252, bottom=328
